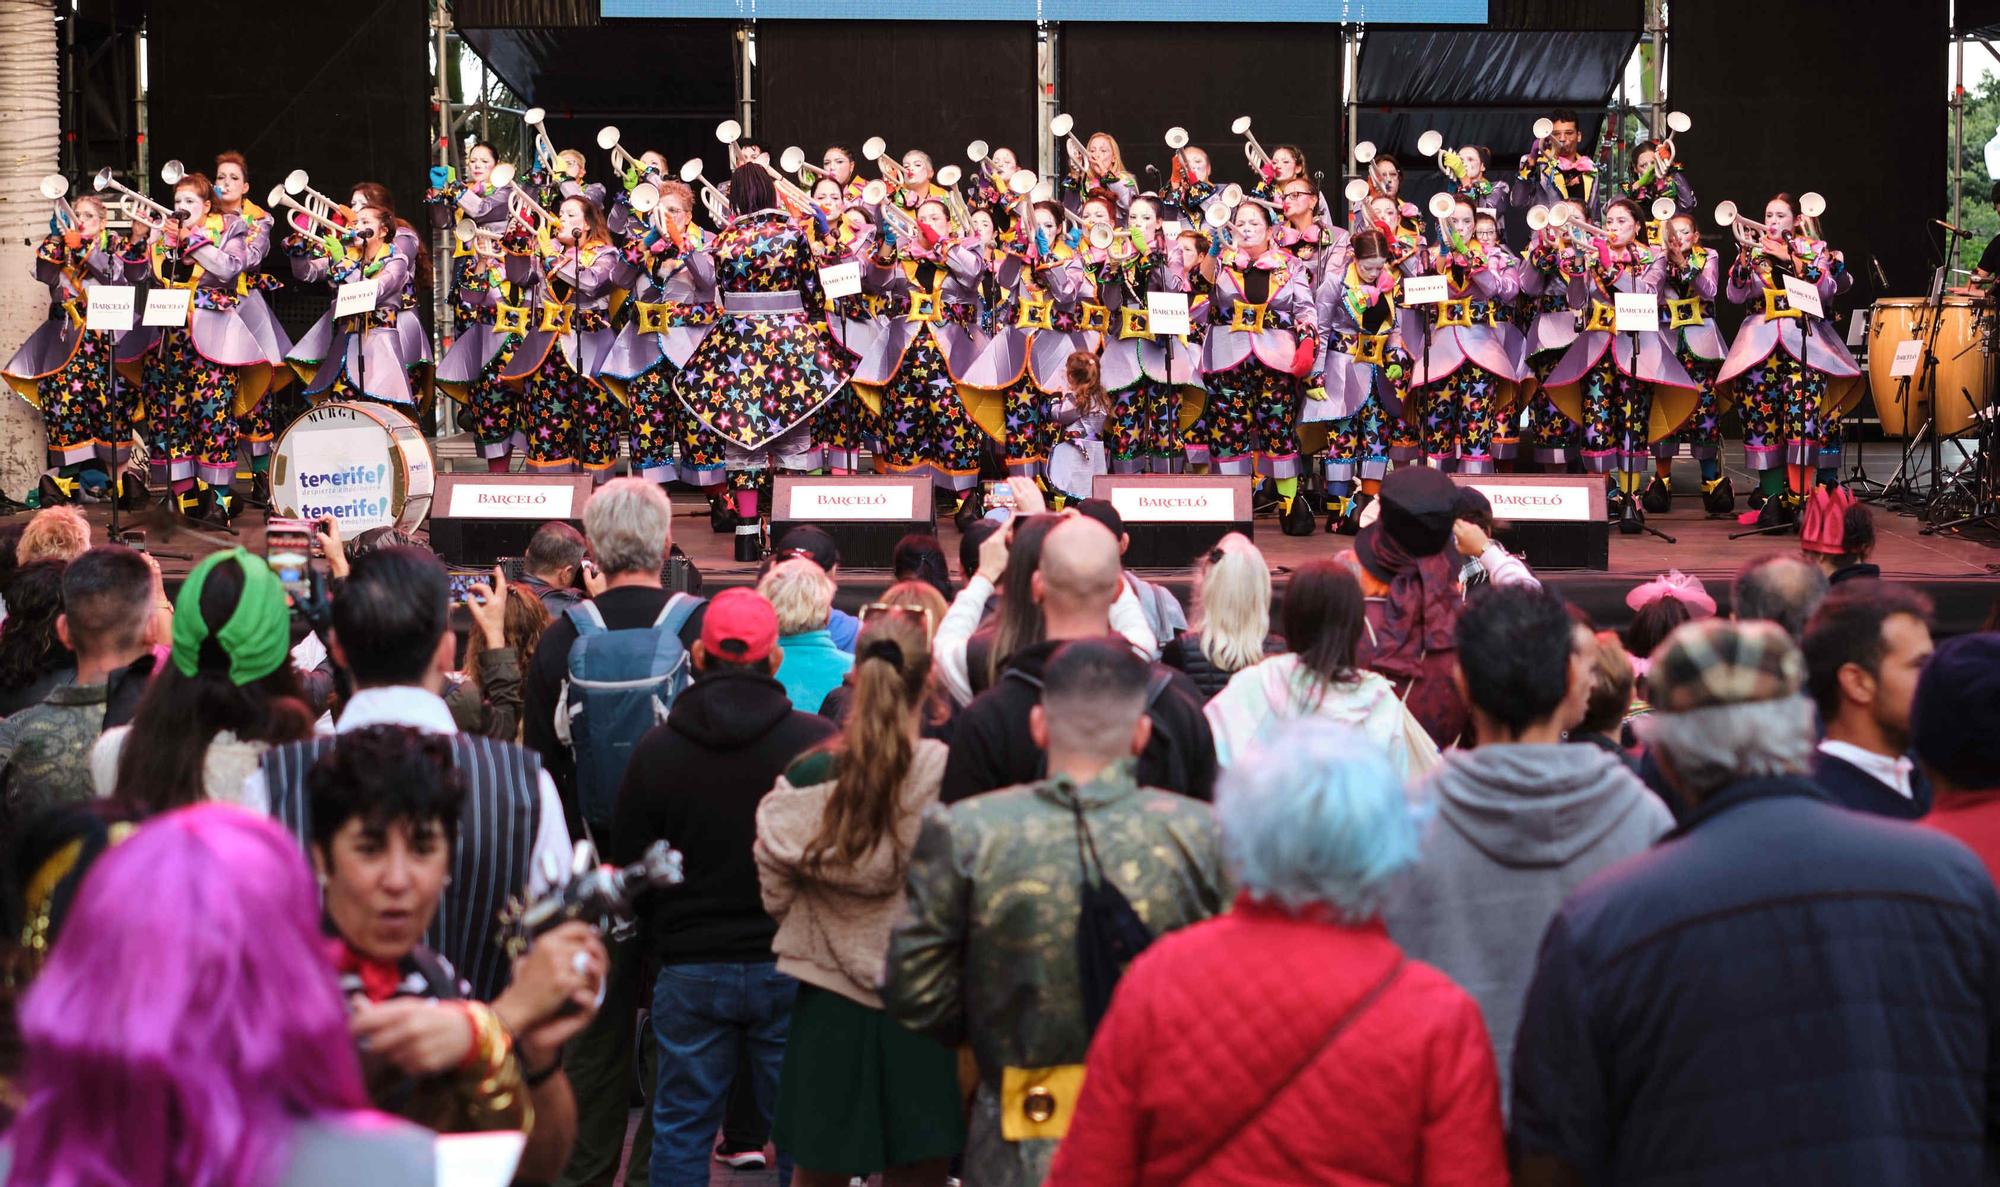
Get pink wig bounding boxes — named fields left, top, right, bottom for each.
left=12, top=804, right=370, bottom=1187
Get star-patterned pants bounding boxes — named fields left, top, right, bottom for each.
left=1106, top=377, right=1181, bottom=471
left=1200, top=360, right=1302, bottom=478
left=1654, top=352, right=1722, bottom=460
left=1576, top=357, right=1653, bottom=475
left=1418, top=366, right=1501, bottom=474
left=468, top=335, right=525, bottom=463
left=522, top=353, right=622, bottom=477
left=141, top=329, right=240, bottom=488
left=1326, top=391, right=1391, bottom=486
left=879, top=337, right=983, bottom=493
left=39, top=332, right=126, bottom=470
left=1001, top=375, right=1059, bottom=479
left=1527, top=353, right=1578, bottom=464
left=1736, top=353, right=1830, bottom=470
left=628, top=360, right=724, bottom=486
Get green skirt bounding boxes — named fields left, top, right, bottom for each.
left=772, top=981, right=966, bottom=1174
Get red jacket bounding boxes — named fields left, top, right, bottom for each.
left=1045, top=897, right=1506, bottom=1187
left=1922, top=788, right=2000, bottom=889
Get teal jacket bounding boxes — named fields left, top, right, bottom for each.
left=774, top=629, right=854, bottom=715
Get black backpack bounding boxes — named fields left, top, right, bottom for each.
left=1072, top=788, right=1157, bottom=1035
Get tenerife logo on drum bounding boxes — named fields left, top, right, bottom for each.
left=296, top=460, right=394, bottom=523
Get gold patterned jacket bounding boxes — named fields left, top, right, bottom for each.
left=882, top=760, right=1226, bottom=1187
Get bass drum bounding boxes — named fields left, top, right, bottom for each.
left=1868, top=296, right=1994, bottom=437
left=270, top=401, right=436, bottom=534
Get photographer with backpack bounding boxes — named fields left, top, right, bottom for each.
left=522, top=477, right=709, bottom=1187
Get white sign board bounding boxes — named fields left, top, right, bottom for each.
left=1461, top=481, right=1596, bottom=523
left=1402, top=274, right=1448, bottom=305
left=1889, top=339, right=1924, bottom=378
left=335, top=278, right=380, bottom=319
left=142, top=287, right=192, bottom=328
left=1614, top=291, right=1659, bottom=333
left=1107, top=485, right=1239, bottom=523
left=446, top=481, right=578, bottom=521
left=85, top=285, right=135, bottom=333
left=818, top=261, right=862, bottom=299
left=435, top=1131, right=527, bottom=1187
left=787, top=483, right=916, bottom=521
left=1847, top=309, right=1868, bottom=347
left=1782, top=274, right=1824, bottom=320
left=1146, top=291, right=1191, bottom=337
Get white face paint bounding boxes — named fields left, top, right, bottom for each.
left=1764, top=201, right=1796, bottom=235
left=466, top=147, right=495, bottom=184
left=1357, top=253, right=1386, bottom=282
left=1233, top=206, right=1269, bottom=250
left=1604, top=203, right=1637, bottom=247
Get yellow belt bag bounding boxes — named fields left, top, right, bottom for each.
left=999, top=1064, right=1087, bottom=1142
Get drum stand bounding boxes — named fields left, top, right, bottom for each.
left=1921, top=384, right=2000, bottom=536
left=1863, top=273, right=1954, bottom=512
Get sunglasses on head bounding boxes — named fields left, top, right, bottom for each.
left=859, top=602, right=934, bottom=631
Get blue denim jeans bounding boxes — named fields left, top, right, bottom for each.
left=650, top=961, right=797, bottom=1187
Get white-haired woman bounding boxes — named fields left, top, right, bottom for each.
left=1160, top=533, right=1282, bottom=701
left=759, top=557, right=854, bottom=714
left=1044, top=721, right=1507, bottom=1187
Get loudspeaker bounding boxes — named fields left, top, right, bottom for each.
left=1451, top=475, right=1609, bottom=571
left=428, top=474, right=596, bottom=567
left=770, top=475, right=936, bottom=568
left=1089, top=475, right=1256, bottom=568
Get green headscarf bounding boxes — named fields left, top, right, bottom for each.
left=171, top=548, right=291, bottom=686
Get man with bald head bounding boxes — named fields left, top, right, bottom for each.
left=940, top=516, right=1216, bottom=802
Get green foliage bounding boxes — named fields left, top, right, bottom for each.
left=1951, top=74, right=2000, bottom=273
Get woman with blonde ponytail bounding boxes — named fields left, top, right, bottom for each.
left=753, top=613, right=965, bottom=1185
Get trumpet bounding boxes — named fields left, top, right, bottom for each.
left=1713, top=200, right=1773, bottom=248
left=758, top=159, right=819, bottom=219
left=1051, top=113, right=1089, bottom=178
left=935, top=164, right=976, bottom=234
left=92, top=166, right=174, bottom=231
left=966, top=139, right=1002, bottom=180
left=1344, top=177, right=1376, bottom=233
left=780, top=145, right=825, bottom=192
left=1656, top=110, right=1691, bottom=171
left=452, top=213, right=505, bottom=251
left=40, top=174, right=77, bottom=232
left=861, top=136, right=905, bottom=189
left=1354, top=140, right=1394, bottom=197
left=1525, top=204, right=1553, bottom=233
left=1230, top=115, right=1272, bottom=175
left=1547, top=203, right=1609, bottom=243
left=267, top=184, right=349, bottom=236
left=1216, top=182, right=1280, bottom=216
left=1417, top=129, right=1464, bottom=184
left=597, top=125, right=646, bottom=178
left=679, top=158, right=732, bottom=227
left=861, top=178, right=921, bottom=242
left=1799, top=191, right=1827, bottom=241
left=716, top=119, right=745, bottom=171
left=524, top=107, right=561, bottom=173
left=1164, top=126, right=1196, bottom=183
left=628, top=181, right=688, bottom=251
left=490, top=162, right=559, bottom=234
left=284, top=169, right=353, bottom=228
left=1650, top=196, right=1678, bottom=223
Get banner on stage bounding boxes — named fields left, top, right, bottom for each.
left=143, top=288, right=192, bottom=328
left=1458, top=480, right=1596, bottom=523
left=1782, top=275, right=1824, bottom=320
left=1614, top=292, right=1658, bottom=333
left=1106, top=485, right=1239, bottom=524
left=85, top=286, right=135, bottom=333
left=446, top=482, right=579, bottom=521
left=336, top=279, right=380, bottom=320
left=819, top=261, right=862, bottom=299
left=1890, top=339, right=1923, bottom=378
left=1146, top=291, right=1191, bottom=337
left=1403, top=275, right=1447, bottom=305
left=788, top=483, right=916, bottom=520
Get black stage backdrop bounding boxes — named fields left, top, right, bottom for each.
left=757, top=24, right=1038, bottom=187
left=1058, top=24, right=1343, bottom=205
left=1673, top=0, right=1946, bottom=360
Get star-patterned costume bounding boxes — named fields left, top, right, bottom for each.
left=4, top=226, right=135, bottom=477
left=498, top=231, right=628, bottom=477
left=1652, top=244, right=1729, bottom=466
left=1196, top=244, right=1319, bottom=477
left=1714, top=233, right=1863, bottom=473
left=1400, top=236, right=1526, bottom=474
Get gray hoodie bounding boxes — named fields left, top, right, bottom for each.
left=1382, top=742, right=1673, bottom=1108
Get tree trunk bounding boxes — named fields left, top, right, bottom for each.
left=0, top=0, right=60, bottom=498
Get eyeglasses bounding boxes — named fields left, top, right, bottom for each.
left=859, top=602, right=935, bottom=632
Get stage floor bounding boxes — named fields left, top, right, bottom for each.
left=44, top=442, right=2000, bottom=634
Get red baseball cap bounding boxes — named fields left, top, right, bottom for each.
left=701, top=588, right=778, bottom=664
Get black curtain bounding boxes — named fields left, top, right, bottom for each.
left=756, top=23, right=1038, bottom=183
left=1058, top=24, right=1343, bottom=198
left=1674, top=0, right=1947, bottom=352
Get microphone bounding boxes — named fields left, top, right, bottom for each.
left=1870, top=254, right=1889, bottom=288
left=1313, top=170, right=1325, bottom=185
left=169, top=210, right=189, bottom=223
left=1937, top=218, right=1976, bottom=238
left=1143, top=164, right=1158, bottom=178
left=349, top=227, right=376, bottom=242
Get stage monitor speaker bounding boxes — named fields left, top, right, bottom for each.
left=1451, top=474, right=1609, bottom=571
left=771, top=475, right=936, bottom=568
left=1090, top=474, right=1255, bottom=568
left=428, top=473, right=596, bottom=567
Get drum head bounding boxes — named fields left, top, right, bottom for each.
left=270, top=401, right=436, bottom=535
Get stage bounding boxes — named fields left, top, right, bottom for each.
left=41, top=439, right=1999, bottom=637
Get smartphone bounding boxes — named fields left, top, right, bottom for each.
left=448, top=571, right=489, bottom=605
left=264, top=518, right=314, bottom=604
left=984, top=480, right=1016, bottom=511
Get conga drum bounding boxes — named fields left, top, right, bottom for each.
left=270, top=401, right=436, bottom=534
left=1932, top=298, right=1995, bottom=437
left=1868, top=296, right=1995, bottom=437
left=1868, top=297, right=1928, bottom=437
